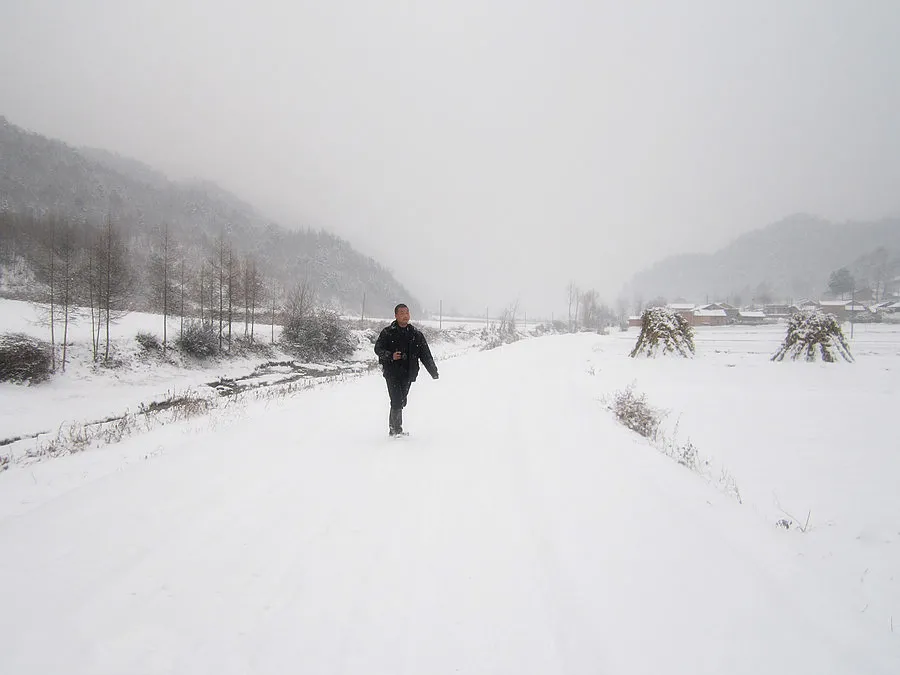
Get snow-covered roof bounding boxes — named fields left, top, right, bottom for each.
left=819, top=300, right=850, bottom=307
left=739, top=311, right=766, bottom=318
left=846, top=304, right=870, bottom=311
left=667, top=303, right=696, bottom=311
left=694, top=309, right=727, bottom=317
left=889, top=302, right=900, bottom=310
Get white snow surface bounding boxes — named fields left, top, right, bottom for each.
left=1, top=312, right=899, bottom=673
left=0, top=299, right=479, bottom=442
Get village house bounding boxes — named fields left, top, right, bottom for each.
left=666, top=303, right=697, bottom=324
left=736, top=310, right=767, bottom=325
left=717, top=302, right=739, bottom=321
left=763, top=304, right=792, bottom=318
left=692, top=308, right=729, bottom=326
left=698, top=302, right=739, bottom=321
left=817, top=300, right=851, bottom=320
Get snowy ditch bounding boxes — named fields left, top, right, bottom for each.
left=0, top=369, right=367, bottom=468
left=606, top=384, right=743, bottom=506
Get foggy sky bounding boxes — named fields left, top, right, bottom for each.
left=3, top=0, right=899, bottom=316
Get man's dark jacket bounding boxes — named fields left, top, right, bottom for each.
left=374, top=321, right=438, bottom=382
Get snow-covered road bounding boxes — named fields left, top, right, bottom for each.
left=0, top=334, right=895, bottom=674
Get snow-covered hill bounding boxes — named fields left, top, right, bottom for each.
left=0, top=116, right=419, bottom=316
left=0, top=321, right=897, bottom=673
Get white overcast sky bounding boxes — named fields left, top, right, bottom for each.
left=2, top=0, right=899, bottom=316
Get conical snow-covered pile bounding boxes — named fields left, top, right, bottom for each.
left=630, top=307, right=695, bottom=358
left=772, top=310, right=853, bottom=363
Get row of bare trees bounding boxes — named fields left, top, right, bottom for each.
left=18, top=214, right=133, bottom=370
left=0, top=211, right=284, bottom=370
left=566, top=282, right=615, bottom=332
left=147, top=225, right=269, bottom=353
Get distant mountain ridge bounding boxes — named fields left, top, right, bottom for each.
left=624, top=214, right=900, bottom=304
left=0, top=115, right=417, bottom=316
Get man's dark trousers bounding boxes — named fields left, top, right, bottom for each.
left=387, top=377, right=412, bottom=433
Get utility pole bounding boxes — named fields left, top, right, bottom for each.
left=361, top=292, right=366, bottom=327
left=439, top=299, right=442, bottom=330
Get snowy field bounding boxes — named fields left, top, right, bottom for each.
left=0, top=299, right=482, bottom=444
left=0, top=309, right=898, bottom=673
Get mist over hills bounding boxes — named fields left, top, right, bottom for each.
left=0, top=115, right=418, bottom=317
left=623, top=214, right=900, bottom=306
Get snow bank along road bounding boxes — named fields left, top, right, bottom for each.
left=0, top=333, right=895, bottom=674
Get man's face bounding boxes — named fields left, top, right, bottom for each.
left=396, top=306, right=411, bottom=326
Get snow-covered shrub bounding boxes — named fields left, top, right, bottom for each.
left=608, top=387, right=742, bottom=504
left=135, top=331, right=161, bottom=352
left=611, top=386, right=662, bottom=440
left=360, top=327, right=379, bottom=344
left=231, top=335, right=275, bottom=359
left=629, top=307, right=695, bottom=358
left=418, top=324, right=441, bottom=343
left=176, top=321, right=219, bottom=358
left=281, top=309, right=355, bottom=361
left=0, top=332, right=53, bottom=384
left=669, top=438, right=699, bottom=470
left=772, top=310, right=853, bottom=363
left=850, top=311, right=880, bottom=324
left=0, top=454, right=7, bottom=472
left=533, top=320, right=568, bottom=335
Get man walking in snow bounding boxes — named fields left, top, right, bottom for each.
left=374, top=303, right=439, bottom=436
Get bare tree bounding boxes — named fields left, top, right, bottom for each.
left=243, top=256, right=251, bottom=338
left=57, top=222, right=76, bottom=372
left=81, top=228, right=103, bottom=361
left=33, top=216, right=59, bottom=371
left=99, top=215, right=132, bottom=362
left=497, top=299, right=520, bottom=336
left=283, top=278, right=315, bottom=328
left=29, top=214, right=74, bottom=372
left=211, top=233, right=228, bottom=351
left=580, top=289, right=599, bottom=331
left=226, top=245, right=238, bottom=351
left=179, top=255, right=186, bottom=341
left=566, top=281, right=578, bottom=332
left=616, top=295, right=628, bottom=324
left=72, top=221, right=108, bottom=362
left=147, top=223, right=177, bottom=350
left=270, top=279, right=280, bottom=344
left=244, top=258, right=265, bottom=343
left=572, top=286, right=580, bottom=331
left=197, top=259, right=208, bottom=325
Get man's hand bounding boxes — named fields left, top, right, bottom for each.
left=393, top=351, right=403, bottom=361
